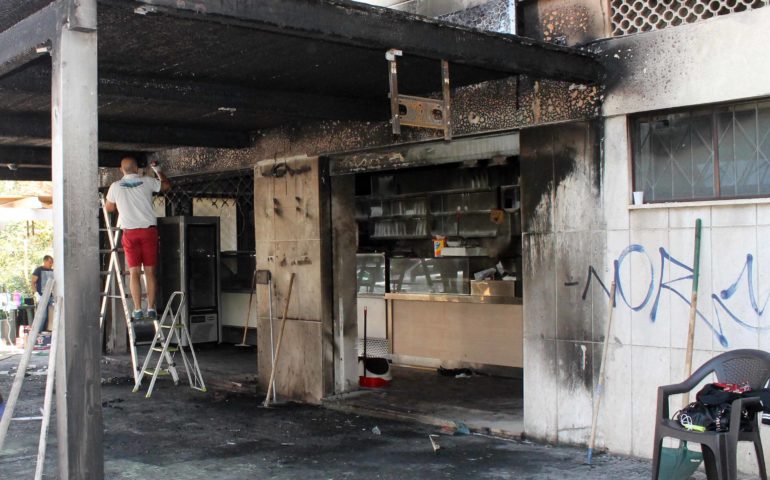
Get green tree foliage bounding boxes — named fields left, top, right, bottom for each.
left=0, top=221, right=53, bottom=296
left=0, top=181, right=52, bottom=196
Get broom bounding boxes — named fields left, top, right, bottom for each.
left=586, top=276, right=617, bottom=465
left=263, top=273, right=295, bottom=407
left=235, top=269, right=258, bottom=347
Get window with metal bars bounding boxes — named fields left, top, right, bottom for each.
left=632, top=100, right=770, bottom=203
left=154, top=169, right=255, bottom=251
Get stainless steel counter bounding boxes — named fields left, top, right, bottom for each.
left=384, top=292, right=522, bottom=305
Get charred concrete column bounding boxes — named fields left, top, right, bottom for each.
left=331, top=174, right=358, bottom=393
left=51, top=1, right=103, bottom=478
left=254, top=156, right=334, bottom=403
left=520, top=121, right=603, bottom=446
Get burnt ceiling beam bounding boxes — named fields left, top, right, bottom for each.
left=0, top=1, right=58, bottom=78
left=99, top=74, right=386, bottom=121
left=0, top=166, right=51, bottom=181
left=0, top=67, right=386, bottom=121
left=130, top=0, right=602, bottom=84
left=0, top=145, right=51, bottom=166
left=0, top=114, right=252, bottom=149
left=0, top=146, right=126, bottom=168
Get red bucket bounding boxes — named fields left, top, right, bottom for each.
left=359, top=375, right=390, bottom=388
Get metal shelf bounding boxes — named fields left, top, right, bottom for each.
left=370, top=214, right=428, bottom=219
left=370, top=234, right=430, bottom=240
left=431, top=210, right=495, bottom=216
left=358, top=186, right=495, bottom=201
left=430, top=231, right=500, bottom=238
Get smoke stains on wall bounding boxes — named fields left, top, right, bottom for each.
left=596, top=6, right=770, bottom=117
left=454, top=77, right=602, bottom=134
left=540, top=5, right=593, bottom=44
left=143, top=76, right=601, bottom=180
left=521, top=0, right=607, bottom=45
left=519, top=121, right=605, bottom=443
left=438, top=0, right=516, bottom=34
left=519, top=121, right=602, bottom=235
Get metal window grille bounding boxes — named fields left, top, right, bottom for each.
left=633, top=100, right=770, bottom=202
left=156, top=169, right=255, bottom=251
left=610, top=0, right=770, bottom=37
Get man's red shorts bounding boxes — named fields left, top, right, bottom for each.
left=122, top=227, right=158, bottom=268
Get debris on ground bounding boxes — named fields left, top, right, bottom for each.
left=441, top=421, right=471, bottom=436
left=102, top=398, right=125, bottom=409
left=1, top=365, right=47, bottom=376
left=1, top=356, right=664, bottom=479
left=429, top=434, right=441, bottom=453
left=101, top=376, right=133, bottom=386
left=437, top=367, right=473, bottom=378
left=454, top=422, right=470, bottom=436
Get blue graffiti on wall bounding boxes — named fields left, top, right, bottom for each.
left=582, top=245, right=770, bottom=347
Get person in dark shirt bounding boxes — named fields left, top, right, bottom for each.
left=30, top=255, right=53, bottom=330
left=31, top=255, right=53, bottom=296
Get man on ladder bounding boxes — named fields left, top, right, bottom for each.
left=104, top=155, right=171, bottom=322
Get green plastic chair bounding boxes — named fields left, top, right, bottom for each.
left=652, top=349, right=770, bottom=480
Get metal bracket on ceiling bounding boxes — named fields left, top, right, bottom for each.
left=66, top=0, right=97, bottom=32
left=386, top=48, right=452, bottom=141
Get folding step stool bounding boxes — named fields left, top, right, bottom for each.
left=133, top=291, right=206, bottom=398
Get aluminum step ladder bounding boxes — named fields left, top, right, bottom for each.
left=133, top=291, right=206, bottom=398
left=98, top=193, right=178, bottom=388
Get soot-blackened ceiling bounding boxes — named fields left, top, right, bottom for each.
left=0, top=0, right=602, bottom=180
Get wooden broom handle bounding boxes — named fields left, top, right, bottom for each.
left=264, top=272, right=295, bottom=407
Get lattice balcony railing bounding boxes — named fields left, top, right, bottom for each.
left=610, top=0, right=770, bottom=36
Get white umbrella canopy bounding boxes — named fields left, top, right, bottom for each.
left=0, top=195, right=52, bottom=223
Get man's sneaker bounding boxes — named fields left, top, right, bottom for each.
left=131, top=310, right=144, bottom=322
left=146, top=309, right=158, bottom=321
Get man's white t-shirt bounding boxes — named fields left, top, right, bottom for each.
left=106, top=174, right=161, bottom=229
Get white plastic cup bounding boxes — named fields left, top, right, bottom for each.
left=633, top=191, right=644, bottom=205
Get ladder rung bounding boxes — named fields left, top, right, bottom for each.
left=153, top=346, right=178, bottom=352
left=100, top=271, right=145, bottom=276
left=101, top=293, right=146, bottom=299
left=143, top=369, right=171, bottom=376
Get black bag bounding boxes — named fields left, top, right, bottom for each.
left=674, top=401, right=717, bottom=431
left=674, top=383, right=753, bottom=432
